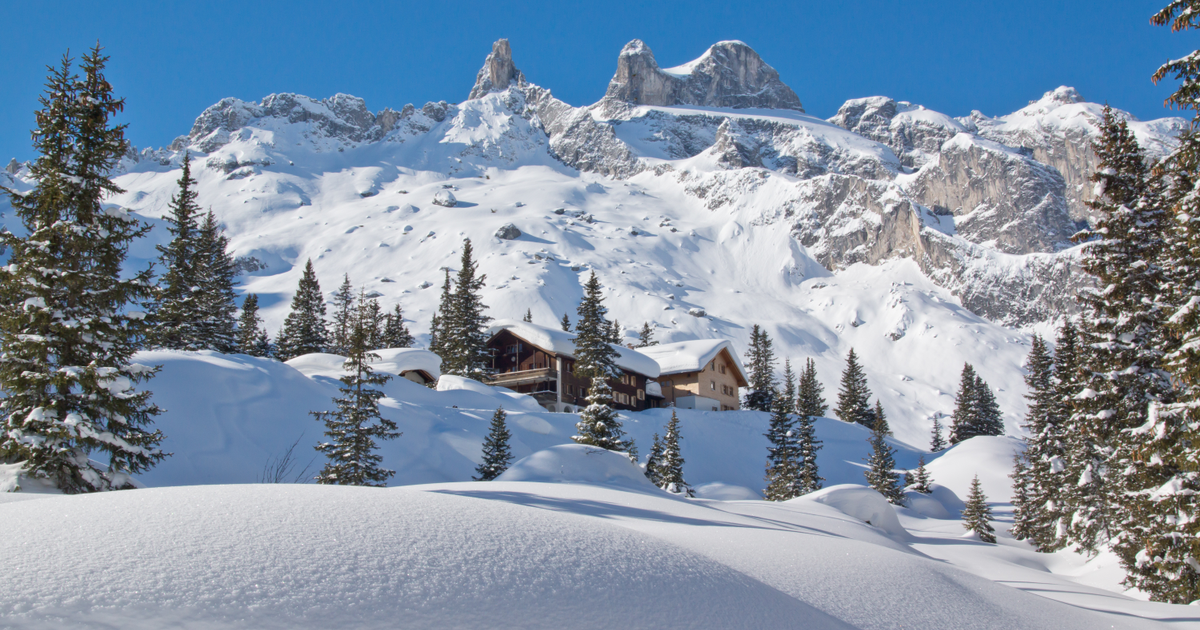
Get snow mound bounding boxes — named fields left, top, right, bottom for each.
left=903, top=483, right=964, bottom=519
left=926, top=436, right=1023, bottom=502
left=286, top=349, right=441, bottom=380
left=800, top=484, right=909, bottom=538
left=435, top=374, right=546, bottom=412
left=693, top=481, right=761, bottom=500
left=0, top=484, right=832, bottom=629
left=496, top=443, right=657, bottom=490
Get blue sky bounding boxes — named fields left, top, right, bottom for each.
left=0, top=0, right=1191, bottom=163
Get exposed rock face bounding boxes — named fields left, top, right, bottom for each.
left=906, top=134, right=1078, bottom=254
left=469, top=39, right=526, bottom=100
left=601, top=40, right=803, bottom=112
left=5, top=158, right=19, bottom=174
left=829, top=97, right=964, bottom=169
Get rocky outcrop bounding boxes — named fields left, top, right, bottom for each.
left=906, top=134, right=1078, bottom=254
left=829, top=97, right=964, bottom=169
left=468, top=39, right=526, bottom=100
left=601, top=40, right=803, bottom=112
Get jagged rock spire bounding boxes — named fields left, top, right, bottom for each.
left=469, top=39, right=526, bottom=100
left=602, top=40, right=803, bottom=111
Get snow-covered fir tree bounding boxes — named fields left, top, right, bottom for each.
left=930, top=416, right=947, bottom=452
left=560, top=313, right=571, bottom=331
left=1013, top=334, right=1067, bottom=551
left=950, top=364, right=980, bottom=444
left=1010, top=453, right=1035, bottom=542
left=645, top=432, right=664, bottom=486
left=779, top=358, right=798, bottom=416
left=763, top=393, right=798, bottom=501
left=193, top=211, right=238, bottom=353
left=1108, top=2, right=1200, bottom=602
left=382, top=304, right=414, bottom=349
left=474, top=406, right=513, bottom=481
left=442, top=239, right=491, bottom=381
left=962, top=475, right=997, bottom=543
left=835, top=348, right=872, bottom=426
left=907, top=455, right=932, bottom=494
left=573, top=272, right=617, bottom=381
left=974, top=376, right=1004, bottom=436
left=359, top=297, right=386, bottom=351
left=657, top=411, right=692, bottom=496
left=606, top=318, right=621, bottom=344
left=794, top=407, right=823, bottom=495
left=428, top=270, right=452, bottom=359
left=634, top=321, right=657, bottom=348
left=743, top=325, right=776, bottom=412
left=1069, top=106, right=1173, bottom=557
left=329, top=274, right=357, bottom=356
left=275, top=259, right=328, bottom=361
left=522, top=308, right=533, bottom=323
left=864, top=412, right=904, bottom=505
left=313, top=292, right=400, bottom=486
left=572, top=376, right=629, bottom=452
left=236, top=294, right=272, bottom=357
left=150, top=152, right=204, bottom=350
left=797, top=358, right=827, bottom=418
left=869, top=399, right=890, bottom=435
left=0, top=46, right=165, bottom=492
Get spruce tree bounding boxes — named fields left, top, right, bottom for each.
left=930, top=416, right=947, bottom=452
left=871, top=399, right=890, bottom=435
left=635, top=321, right=658, bottom=348
left=474, top=406, right=513, bottom=481
left=962, top=476, right=997, bottom=543
left=835, top=348, right=872, bottom=426
left=950, top=364, right=980, bottom=444
left=151, top=152, right=204, bottom=350
left=359, top=297, right=386, bottom=351
left=974, top=376, right=1004, bottom=437
left=522, top=308, right=533, bottom=323
left=1110, top=3, right=1200, bottom=601
left=236, top=294, right=271, bottom=357
left=1016, top=334, right=1068, bottom=551
left=795, top=409, right=823, bottom=495
left=763, top=392, right=798, bottom=501
left=329, top=274, right=356, bottom=356
left=743, top=325, right=776, bottom=412
left=193, top=210, right=238, bottom=353
left=275, top=259, right=327, bottom=361
left=0, top=46, right=165, bottom=492
left=907, top=455, right=932, bottom=494
left=573, top=272, right=617, bottom=381
left=779, top=359, right=798, bottom=416
left=443, top=239, right=491, bottom=381
left=1010, top=453, right=1035, bottom=542
left=607, top=319, right=622, bottom=345
left=645, top=432, right=664, bottom=486
left=428, top=270, right=452, bottom=359
left=864, top=412, right=904, bottom=505
left=313, top=292, right=400, bottom=486
left=572, top=376, right=628, bottom=452
left=797, top=358, right=827, bottom=418
left=1068, top=106, right=1173, bottom=557
left=382, top=304, right=414, bottom=349
left=657, top=411, right=693, bottom=496
left=560, top=313, right=571, bottom=332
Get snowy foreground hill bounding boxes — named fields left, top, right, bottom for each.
left=1, top=37, right=1172, bottom=445
left=2, top=351, right=1198, bottom=628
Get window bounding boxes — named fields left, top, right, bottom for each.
left=710, top=381, right=716, bottom=391
left=719, top=364, right=726, bottom=375
left=506, top=343, right=522, bottom=355
left=637, top=389, right=644, bottom=400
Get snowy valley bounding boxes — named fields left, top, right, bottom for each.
left=2, top=34, right=1198, bottom=629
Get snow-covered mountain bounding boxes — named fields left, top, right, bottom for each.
left=0, top=38, right=1184, bottom=447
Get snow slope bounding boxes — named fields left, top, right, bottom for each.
left=2, top=448, right=1195, bottom=629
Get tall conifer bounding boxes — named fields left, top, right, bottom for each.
left=864, top=412, right=904, bottom=505
left=474, top=406, right=513, bottom=481
left=797, top=358, right=827, bottom=418
left=763, top=392, right=798, bottom=501
left=382, top=304, right=414, bottom=349
left=151, top=152, right=203, bottom=350
left=236, top=294, right=271, bottom=357
left=743, top=325, right=776, bottom=412
left=194, top=211, right=238, bottom=352
left=275, top=259, right=327, bottom=361
left=657, top=411, right=692, bottom=496
left=835, top=348, right=872, bottom=426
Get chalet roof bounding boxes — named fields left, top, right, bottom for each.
left=286, top=348, right=443, bottom=380
left=486, top=319, right=661, bottom=378
left=638, top=339, right=749, bottom=386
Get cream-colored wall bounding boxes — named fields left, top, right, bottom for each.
left=659, top=349, right=742, bottom=411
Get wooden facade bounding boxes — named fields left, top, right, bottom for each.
left=486, top=329, right=658, bottom=412
left=656, top=347, right=745, bottom=411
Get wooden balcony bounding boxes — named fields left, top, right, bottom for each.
left=489, top=367, right=556, bottom=388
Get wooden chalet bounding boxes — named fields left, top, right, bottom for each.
left=485, top=320, right=662, bottom=413
left=638, top=339, right=748, bottom=411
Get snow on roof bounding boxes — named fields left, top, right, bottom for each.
left=486, top=319, right=660, bottom=378
left=637, top=339, right=747, bottom=384
left=285, top=348, right=441, bottom=380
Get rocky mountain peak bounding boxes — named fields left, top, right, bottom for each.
left=469, top=39, right=527, bottom=100
left=602, top=39, right=803, bottom=112
left=1032, top=86, right=1084, bottom=107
